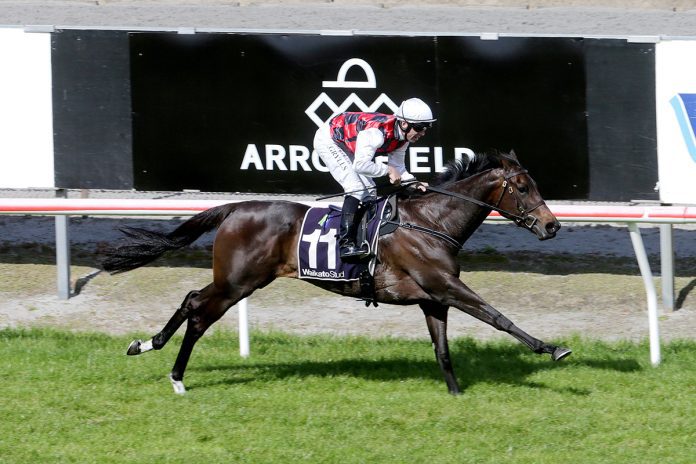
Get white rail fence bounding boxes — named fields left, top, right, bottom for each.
left=2, top=198, right=696, bottom=365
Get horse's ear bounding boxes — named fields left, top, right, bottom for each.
left=508, top=149, right=518, bottom=161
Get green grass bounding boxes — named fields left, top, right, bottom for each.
left=1, top=329, right=695, bottom=463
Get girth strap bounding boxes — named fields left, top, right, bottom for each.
left=382, top=220, right=461, bottom=249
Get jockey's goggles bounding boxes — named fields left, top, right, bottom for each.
left=409, top=121, right=433, bottom=132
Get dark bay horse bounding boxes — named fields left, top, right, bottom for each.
left=102, top=150, right=570, bottom=395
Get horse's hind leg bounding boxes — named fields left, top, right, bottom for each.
left=420, top=302, right=460, bottom=395
left=126, top=288, right=204, bottom=356
left=168, top=284, right=246, bottom=394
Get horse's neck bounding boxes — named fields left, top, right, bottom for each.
left=437, top=170, right=499, bottom=244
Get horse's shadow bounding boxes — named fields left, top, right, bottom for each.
left=188, top=342, right=641, bottom=395
left=676, top=277, right=696, bottom=309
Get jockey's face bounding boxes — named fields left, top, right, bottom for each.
left=400, top=120, right=429, bottom=143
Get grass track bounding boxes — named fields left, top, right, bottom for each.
left=1, top=329, right=695, bottom=463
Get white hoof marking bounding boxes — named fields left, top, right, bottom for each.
left=139, top=339, right=154, bottom=352
left=127, top=339, right=154, bottom=356
left=169, top=374, right=186, bottom=395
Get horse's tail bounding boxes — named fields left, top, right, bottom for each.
left=101, top=202, right=239, bottom=274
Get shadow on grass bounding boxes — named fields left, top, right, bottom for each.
left=187, top=342, right=642, bottom=395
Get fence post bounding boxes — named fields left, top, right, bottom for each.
left=628, top=223, right=661, bottom=366
left=54, top=189, right=71, bottom=300
left=659, top=224, right=675, bottom=311
left=238, top=298, right=250, bottom=358
left=55, top=215, right=71, bottom=299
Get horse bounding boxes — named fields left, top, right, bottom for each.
left=102, top=150, right=570, bottom=395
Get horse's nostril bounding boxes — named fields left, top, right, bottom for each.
left=546, top=222, right=560, bottom=234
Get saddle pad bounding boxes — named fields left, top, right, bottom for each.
left=297, top=201, right=385, bottom=281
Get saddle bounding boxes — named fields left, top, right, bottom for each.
left=355, top=194, right=399, bottom=253
left=297, top=194, right=400, bottom=306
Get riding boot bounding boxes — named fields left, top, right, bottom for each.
left=338, top=196, right=370, bottom=262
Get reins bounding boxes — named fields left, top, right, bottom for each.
left=385, top=168, right=545, bottom=249
left=425, top=184, right=522, bottom=221
left=427, top=168, right=544, bottom=228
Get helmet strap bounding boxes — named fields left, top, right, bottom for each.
left=396, top=119, right=407, bottom=135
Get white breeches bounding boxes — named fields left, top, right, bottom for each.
left=314, top=125, right=375, bottom=201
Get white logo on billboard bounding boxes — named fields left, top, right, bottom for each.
left=241, top=58, right=475, bottom=176
left=322, top=58, right=376, bottom=88
left=305, top=58, right=399, bottom=128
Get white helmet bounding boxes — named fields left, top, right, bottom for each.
left=395, top=98, right=436, bottom=124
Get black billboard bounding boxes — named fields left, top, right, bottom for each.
left=129, top=33, right=589, bottom=198
left=51, top=30, right=657, bottom=201
left=52, top=30, right=133, bottom=190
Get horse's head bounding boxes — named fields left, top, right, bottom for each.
left=429, top=150, right=560, bottom=240
left=491, top=150, right=560, bottom=240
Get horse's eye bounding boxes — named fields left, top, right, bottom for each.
left=518, top=185, right=528, bottom=194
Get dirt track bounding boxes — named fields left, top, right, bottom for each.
left=1, top=1, right=695, bottom=345
left=1, top=215, right=695, bottom=345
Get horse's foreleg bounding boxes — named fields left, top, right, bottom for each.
left=126, top=288, right=204, bottom=356
left=420, top=302, right=460, bottom=395
left=432, top=275, right=571, bottom=361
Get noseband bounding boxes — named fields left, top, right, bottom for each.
left=494, top=169, right=545, bottom=231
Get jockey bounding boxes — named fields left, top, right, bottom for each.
left=313, top=97, right=436, bottom=262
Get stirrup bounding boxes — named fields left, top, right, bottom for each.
left=340, top=242, right=371, bottom=262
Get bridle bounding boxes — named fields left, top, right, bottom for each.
left=381, top=167, right=547, bottom=250
left=425, top=168, right=545, bottom=232
left=492, top=169, right=546, bottom=230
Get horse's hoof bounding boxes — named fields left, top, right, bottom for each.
left=169, top=373, right=186, bottom=395
left=126, top=339, right=142, bottom=356
left=552, top=346, right=572, bottom=361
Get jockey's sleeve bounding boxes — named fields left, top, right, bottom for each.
left=387, top=145, right=415, bottom=182
left=353, top=128, right=389, bottom=177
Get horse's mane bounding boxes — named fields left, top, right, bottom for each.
left=394, top=150, right=519, bottom=199
left=431, top=150, right=518, bottom=187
